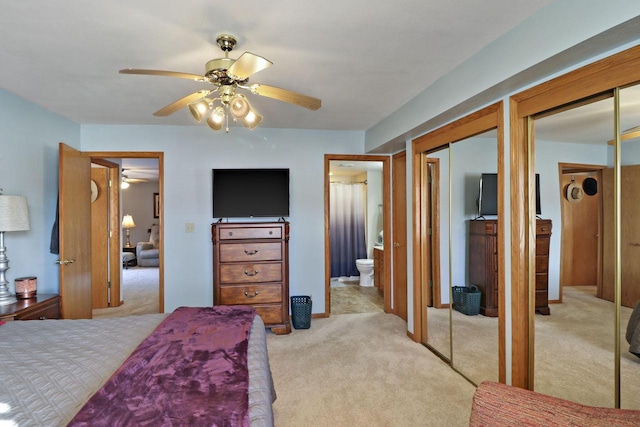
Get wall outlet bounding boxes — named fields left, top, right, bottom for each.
left=185, top=222, right=195, bottom=233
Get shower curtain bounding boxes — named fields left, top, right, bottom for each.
left=330, top=183, right=367, bottom=277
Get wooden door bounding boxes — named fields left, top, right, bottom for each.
left=559, top=172, right=600, bottom=287
left=392, top=151, right=407, bottom=321
left=58, top=143, right=92, bottom=319
left=91, top=167, right=109, bottom=308
left=602, top=165, right=640, bottom=307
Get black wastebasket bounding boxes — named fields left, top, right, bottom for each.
left=290, top=296, right=312, bottom=329
left=452, top=285, right=481, bottom=316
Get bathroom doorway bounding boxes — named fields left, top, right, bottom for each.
left=324, top=154, right=391, bottom=316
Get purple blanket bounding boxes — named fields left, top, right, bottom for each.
left=68, top=306, right=256, bottom=427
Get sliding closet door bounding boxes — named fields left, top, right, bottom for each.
left=619, top=84, right=640, bottom=410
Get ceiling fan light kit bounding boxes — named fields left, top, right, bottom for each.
left=120, top=33, right=321, bottom=134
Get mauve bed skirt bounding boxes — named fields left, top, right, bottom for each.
left=0, top=312, right=275, bottom=427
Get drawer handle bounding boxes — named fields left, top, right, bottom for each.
left=244, top=291, right=259, bottom=298
left=244, top=249, right=259, bottom=255
left=244, top=270, right=259, bottom=276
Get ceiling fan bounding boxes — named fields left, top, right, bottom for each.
left=120, top=170, right=149, bottom=189
left=122, top=174, right=148, bottom=184
left=119, top=34, right=321, bottom=132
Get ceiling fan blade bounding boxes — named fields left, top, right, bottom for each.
left=249, top=84, right=321, bottom=110
left=227, top=53, right=273, bottom=80
left=153, top=90, right=212, bottom=117
left=124, top=178, right=148, bottom=183
left=120, top=68, right=206, bottom=82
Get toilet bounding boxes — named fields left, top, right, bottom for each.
left=355, top=259, right=374, bottom=286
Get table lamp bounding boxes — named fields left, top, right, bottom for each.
left=0, top=195, right=31, bottom=306
left=122, top=214, right=136, bottom=248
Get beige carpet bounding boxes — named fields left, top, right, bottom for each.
left=535, top=286, right=640, bottom=409
left=92, top=267, right=159, bottom=318
left=267, top=312, right=477, bottom=426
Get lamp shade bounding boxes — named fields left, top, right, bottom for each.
left=230, top=95, right=251, bottom=119
left=122, top=214, right=136, bottom=229
left=0, top=195, right=30, bottom=232
left=188, top=98, right=212, bottom=122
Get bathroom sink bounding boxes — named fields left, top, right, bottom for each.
left=373, top=244, right=384, bottom=250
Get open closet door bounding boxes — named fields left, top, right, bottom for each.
left=602, top=165, right=640, bottom=308
left=57, top=143, right=92, bottom=319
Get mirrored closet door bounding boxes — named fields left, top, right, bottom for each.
left=529, top=84, right=640, bottom=409
left=413, top=102, right=504, bottom=385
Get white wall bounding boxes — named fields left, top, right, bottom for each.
left=0, top=89, right=80, bottom=295
left=81, top=125, right=364, bottom=312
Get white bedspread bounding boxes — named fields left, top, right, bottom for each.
left=0, top=313, right=274, bottom=427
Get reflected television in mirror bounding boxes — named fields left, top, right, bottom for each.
left=477, top=173, right=541, bottom=217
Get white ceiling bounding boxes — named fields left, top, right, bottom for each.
left=536, top=85, right=640, bottom=144
left=0, top=1, right=553, bottom=133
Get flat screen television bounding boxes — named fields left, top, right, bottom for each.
left=478, top=173, right=541, bottom=216
left=212, top=168, right=290, bottom=218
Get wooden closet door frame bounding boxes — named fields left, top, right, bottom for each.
left=412, top=101, right=505, bottom=382
left=509, top=43, right=640, bottom=390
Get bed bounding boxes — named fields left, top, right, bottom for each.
left=0, top=305, right=275, bottom=426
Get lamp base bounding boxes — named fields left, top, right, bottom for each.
left=0, top=293, right=17, bottom=306
left=0, top=233, right=18, bottom=306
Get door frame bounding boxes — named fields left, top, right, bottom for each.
left=412, top=101, right=505, bottom=382
left=509, top=43, right=640, bottom=390
left=90, top=159, right=121, bottom=308
left=85, top=151, right=164, bottom=313
left=324, top=154, right=391, bottom=317
left=392, top=151, right=408, bottom=321
left=558, top=163, right=604, bottom=301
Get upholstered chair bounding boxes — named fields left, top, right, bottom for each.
left=136, top=224, right=159, bottom=267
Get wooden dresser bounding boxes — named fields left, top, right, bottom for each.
left=469, top=220, right=499, bottom=317
left=212, top=221, right=291, bottom=334
left=468, top=219, right=552, bottom=316
left=535, top=219, right=552, bottom=315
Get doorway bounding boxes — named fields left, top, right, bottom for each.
left=558, top=164, right=603, bottom=298
left=87, top=151, right=164, bottom=315
left=324, top=154, right=391, bottom=317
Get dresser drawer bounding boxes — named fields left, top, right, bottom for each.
left=535, top=255, right=549, bottom=273
left=219, top=242, right=283, bottom=263
left=254, top=305, right=284, bottom=324
left=220, top=284, right=283, bottom=305
left=219, top=226, right=283, bottom=240
left=535, top=273, right=548, bottom=290
left=219, top=263, right=282, bottom=283
left=536, top=221, right=552, bottom=236
left=536, top=236, right=550, bottom=256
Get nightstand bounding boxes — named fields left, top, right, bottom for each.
left=122, top=246, right=137, bottom=268
left=0, top=294, right=61, bottom=321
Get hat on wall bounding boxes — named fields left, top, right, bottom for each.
left=583, top=177, right=598, bottom=196
left=566, top=180, right=584, bottom=203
